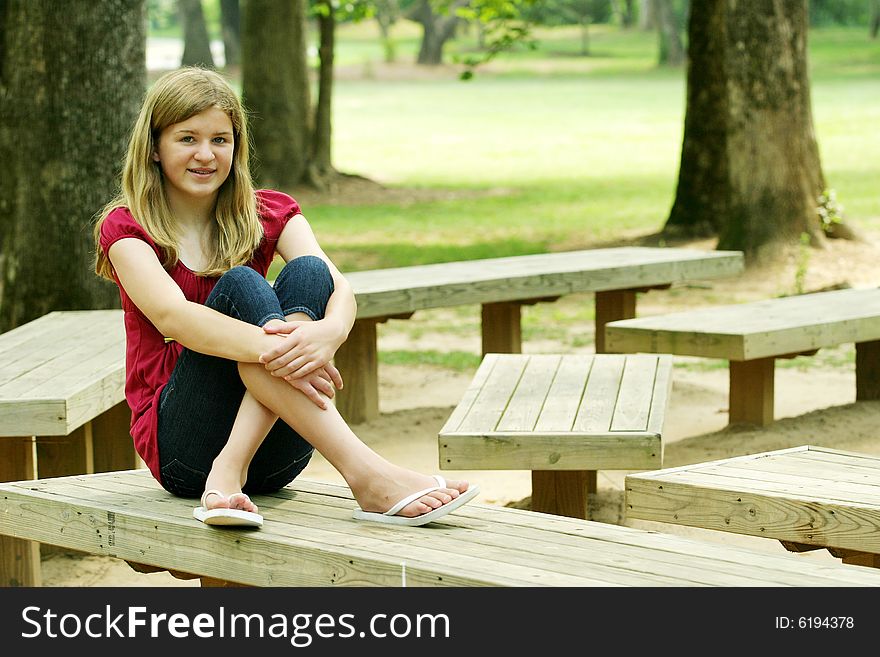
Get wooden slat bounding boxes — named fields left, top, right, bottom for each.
left=573, top=354, right=626, bottom=432
left=456, top=356, right=527, bottom=433
left=534, top=355, right=593, bottom=432
left=439, top=354, right=498, bottom=434
left=496, top=355, right=560, bottom=432
left=610, top=355, right=657, bottom=432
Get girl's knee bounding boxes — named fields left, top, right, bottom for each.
left=275, top=256, right=335, bottom=318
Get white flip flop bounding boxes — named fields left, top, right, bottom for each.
left=352, top=476, right=480, bottom=527
left=193, top=489, right=263, bottom=528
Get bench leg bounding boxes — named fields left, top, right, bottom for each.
left=856, top=340, right=880, bottom=401
left=594, top=290, right=636, bottom=354
left=729, top=358, right=775, bottom=426
left=828, top=548, right=880, bottom=569
left=531, top=470, right=597, bottom=520
left=92, top=401, right=139, bottom=472
left=334, top=319, right=380, bottom=424
left=481, top=302, right=522, bottom=355
left=0, top=436, right=41, bottom=587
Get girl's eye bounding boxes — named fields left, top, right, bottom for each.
left=212, top=137, right=228, bottom=144
left=180, top=136, right=195, bottom=143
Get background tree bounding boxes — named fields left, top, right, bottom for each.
left=0, top=0, right=146, bottom=331
left=241, top=0, right=312, bottom=189
left=219, top=0, right=241, bottom=68
left=871, top=0, right=879, bottom=39
left=179, top=0, right=214, bottom=67
left=662, top=0, right=854, bottom=261
left=374, top=0, right=401, bottom=63
left=654, top=0, right=683, bottom=66
left=407, top=0, right=469, bottom=65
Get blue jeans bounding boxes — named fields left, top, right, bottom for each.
left=156, top=256, right=334, bottom=498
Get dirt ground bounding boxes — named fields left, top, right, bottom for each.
left=41, top=216, right=880, bottom=586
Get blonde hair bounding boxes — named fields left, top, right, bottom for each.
left=94, top=66, right=262, bottom=279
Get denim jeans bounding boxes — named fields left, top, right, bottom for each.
left=157, top=255, right=334, bottom=498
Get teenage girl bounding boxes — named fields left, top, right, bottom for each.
left=93, top=67, right=477, bottom=527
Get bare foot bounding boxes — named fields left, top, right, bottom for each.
left=202, top=459, right=258, bottom=514
left=351, top=464, right=470, bottom=518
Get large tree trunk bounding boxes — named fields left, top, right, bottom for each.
left=663, top=0, right=827, bottom=261
left=0, top=0, right=145, bottom=332
left=241, top=0, right=312, bottom=189
left=179, top=0, right=215, bottom=68
left=219, top=0, right=241, bottom=69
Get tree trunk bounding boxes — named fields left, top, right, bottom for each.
left=663, top=0, right=827, bottom=261
left=219, top=0, right=241, bottom=68
left=655, top=0, right=683, bottom=66
left=241, top=0, right=312, bottom=189
left=179, top=0, right=214, bottom=68
left=409, top=0, right=465, bottom=66
left=0, top=0, right=145, bottom=332
left=639, top=0, right=656, bottom=30
left=308, top=1, right=337, bottom=187
left=871, top=0, right=880, bottom=39
left=375, top=0, right=399, bottom=63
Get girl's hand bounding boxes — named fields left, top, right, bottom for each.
left=287, top=364, right=343, bottom=410
left=259, top=318, right=345, bottom=380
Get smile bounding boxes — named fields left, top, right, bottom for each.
left=188, top=168, right=216, bottom=175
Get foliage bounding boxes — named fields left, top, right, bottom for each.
left=816, top=188, right=845, bottom=234
left=521, top=0, right=613, bottom=26
left=809, top=0, right=871, bottom=26
left=452, top=0, right=539, bottom=78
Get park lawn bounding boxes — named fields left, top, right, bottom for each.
left=286, top=24, right=880, bottom=276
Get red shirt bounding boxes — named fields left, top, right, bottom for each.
left=98, top=189, right=301, bottom=483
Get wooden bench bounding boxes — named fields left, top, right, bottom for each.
left=2, top=469, right=880, bottom=586
left=438, top=353, right=673, bottom=519
left=604, top=287, right=880, bottom=426
left=337, top=246, right=743, bottom=423
left=0, top=309, right=137, bottom=586
left=625, top=446, right=880, bottom=569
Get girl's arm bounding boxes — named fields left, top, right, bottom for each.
left=108, top=238, right=282, bottom=361
left=259, top=213, right=356, bottom=379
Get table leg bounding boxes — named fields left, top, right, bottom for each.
left=0, top=436, right=41, bottom=586
left=92, top=401, right=139, bottom=472
left=856, top=340, right=880, bottom=401
left=481, top=302, right=522, bottom=355
left=729, top=358, right=775, bottom=426
left=594, top=290, right=636, bottom=354
left=334, top=318, right=379, bottom=424
left=531, top=470, right=597, bottom=520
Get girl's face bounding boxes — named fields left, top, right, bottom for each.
left=152, top=107, right=234, bottom=209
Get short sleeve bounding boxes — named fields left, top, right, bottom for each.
left=254, top=189, right=303, bottom=270
left=99, top=207, right=161, bottom=260
left=256, top=189, right=302, bottom=242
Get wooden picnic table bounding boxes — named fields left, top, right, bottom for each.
left=605, top=287, right=880, bottom=426
left=439, top=353, right=672, bottom=519
left=337, top=246, right=743, bottom=423
left=0, top=309, right=136, bottom=586
left=626, top=446, right=880, bottom=568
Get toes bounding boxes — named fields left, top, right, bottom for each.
left=228, top=493, right=258, bottom=513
